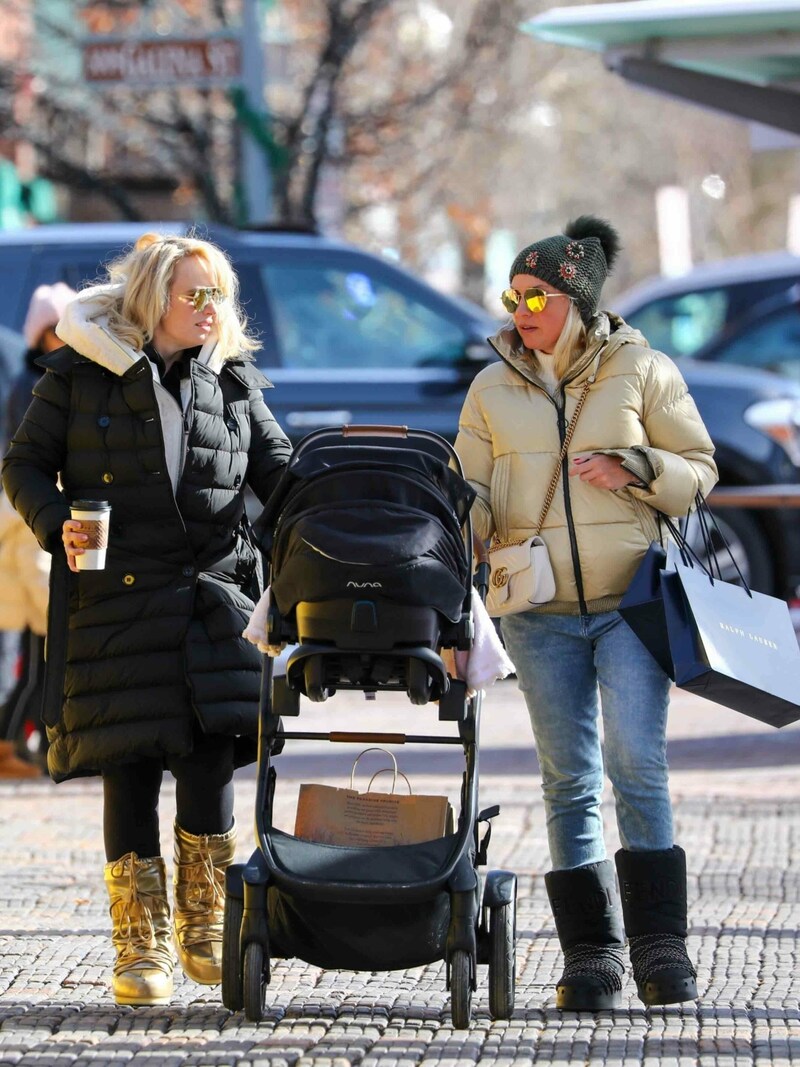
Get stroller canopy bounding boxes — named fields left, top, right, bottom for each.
left=260, top=441, right=476, bottom=624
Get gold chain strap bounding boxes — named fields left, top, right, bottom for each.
left=533, top=378, right=592, bottom=535
left=491, top=377, right=592, bottom=551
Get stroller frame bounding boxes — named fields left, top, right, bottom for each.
left=222, top=426, right=517, bottom=1028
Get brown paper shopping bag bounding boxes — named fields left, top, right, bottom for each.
left=294, top=748, right=454, bottom=847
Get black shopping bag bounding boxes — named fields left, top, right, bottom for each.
left=618, top=542, right=674, bottom=678
left=661, top=552, right=800, bottom=728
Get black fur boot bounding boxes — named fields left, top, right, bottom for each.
left=544, top=859, right=625, bottom=1011
left=615, top=845, right=698, bottom=1006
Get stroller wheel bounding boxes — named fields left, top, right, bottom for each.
left=304, top=656, right=330, bottom=702
left=449, top=949, right=473, bottom=1030
left=221, top=893, right=244, bottom=1012
left=488, top=899, right=516, bottom=1020
left=243, top=941, right=269, bottom=1022
left=407, top=657, right=431, bottom=706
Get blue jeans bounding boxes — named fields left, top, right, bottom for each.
left=501, top=610, right=673, bottom=871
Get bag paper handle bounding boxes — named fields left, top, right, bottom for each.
left=366, top=768, right=412, bottom=795
left=349, top=747, right=399, bottom=792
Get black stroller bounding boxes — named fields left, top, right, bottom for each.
left=222, top=426, right=517, bottom=1028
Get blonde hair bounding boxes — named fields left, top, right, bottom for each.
left=534, top=301, right=588, bottom=383
left=88, top=232, right=259, bottom=361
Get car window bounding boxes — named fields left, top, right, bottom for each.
left=260, top=261, right=468, bottom=369
left=625, top=277, right=800, bottom=358
left=712, top=306, right=800, bottom=381
left=626, top=289, right=729, bottom=358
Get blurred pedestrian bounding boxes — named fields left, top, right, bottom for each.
left=0, top=494, right=48, bottom=778
left=0, top=283, right=76, bottom=779
left=0, top=323, right=27, bottom=716
left=455, top=215, right=717, bottom=1011
left=3, top=233, right=291, bottom=1005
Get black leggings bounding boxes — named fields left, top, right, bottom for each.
left=102, top=732, right=236, bottom=861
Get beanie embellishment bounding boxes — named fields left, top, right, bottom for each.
left=566, top=241, right=585, bottom=260
left=524, top=250, right=539, bottom=271
left=558, top=262, right=578, bottom=281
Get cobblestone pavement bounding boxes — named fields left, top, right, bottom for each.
left=2, top=681, right=800, bottom=1065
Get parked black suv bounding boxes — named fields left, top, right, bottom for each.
left=2, top=222, right=800, bottom=596
left=616, top=251, right=800, bottom=360
left=692, top=284, right=800, bottom=383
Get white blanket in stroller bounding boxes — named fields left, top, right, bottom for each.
left=243, top=586, right=284, bottom=657
left=440, top=588, right=515, bottom=696
left=243, top=586, right=514, bottom=696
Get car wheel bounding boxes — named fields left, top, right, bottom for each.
left=683, top=506, right=774, bottom=593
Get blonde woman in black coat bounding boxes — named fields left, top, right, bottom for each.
left=2, top=233, right=292, bottom=1006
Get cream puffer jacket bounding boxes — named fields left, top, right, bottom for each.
left=455, top=313, right=718, bottom=614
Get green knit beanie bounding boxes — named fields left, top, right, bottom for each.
left=509, top=215, right=622, bottom=326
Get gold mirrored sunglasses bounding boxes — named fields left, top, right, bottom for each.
left=500, top=287, right=573, bottom=314
left=186, top=286, right=226, bottom=312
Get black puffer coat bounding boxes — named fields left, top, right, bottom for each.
left=2, top=316, right=291, bottom=782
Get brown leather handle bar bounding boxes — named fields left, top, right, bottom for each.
left=342, top=425, right=409, bottom=437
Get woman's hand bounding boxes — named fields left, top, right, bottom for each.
left=62, top=519, right=87, bottom=573
left=569, top=454, right=642, bottom=491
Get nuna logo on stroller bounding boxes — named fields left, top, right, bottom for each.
left=223, top=426, right=517, bottom=1028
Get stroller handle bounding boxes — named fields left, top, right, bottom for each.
left=343, top=424, right=409, bottom=437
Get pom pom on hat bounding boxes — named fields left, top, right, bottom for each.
left=509, top=214, right=622, bottom=325
left=22, top=282, right=77, bottom=349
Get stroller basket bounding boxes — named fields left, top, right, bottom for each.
left=265, top=828, right=461, bottom=899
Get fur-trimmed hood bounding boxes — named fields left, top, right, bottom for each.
left=55, top=284, right=226, bottom=380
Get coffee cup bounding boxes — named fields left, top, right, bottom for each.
left=70, top=499, right=111, bottom=571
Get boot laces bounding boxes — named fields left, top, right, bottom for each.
left=110, top=860, right=172, bottom=975
left=629, top=933, right=696, bottom=979
left=561, top=943, right=625, bottom=994
left=175, top=836, right=225, bottom=948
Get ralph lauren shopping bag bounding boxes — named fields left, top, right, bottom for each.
left=661, top=551, right=800, bottom=728
left=618, top=541, right=674, bottom=678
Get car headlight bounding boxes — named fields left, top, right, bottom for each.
left=744, top=398, right=800, bottom=467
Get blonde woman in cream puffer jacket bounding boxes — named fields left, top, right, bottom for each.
left=455, top=215, right=717, bottom=1017
left=457, top=311, right=717, bottom=613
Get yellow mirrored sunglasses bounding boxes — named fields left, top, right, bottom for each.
left=186, top=287, right=226, bottom=312
left=500, top=287, right=573, bottom=314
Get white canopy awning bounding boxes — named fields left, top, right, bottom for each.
left=522, top=0, right=800, bottom=133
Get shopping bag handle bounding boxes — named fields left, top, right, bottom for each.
left=689, top=492, right=752, bottom=596
left=660, top=513, right=712, bottom=576
left=350, top=747, right=399, bottom=792
left=674, top=495, right=755, bottom=597
left=693, top=495, right=724, bottom=581
left=366, top=768, right=413, bottom=795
